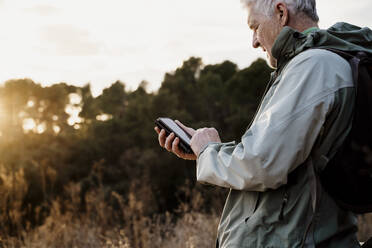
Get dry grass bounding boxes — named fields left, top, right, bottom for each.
left=0, top=177, right=219, bottom=248
left=0, top=166, right=370, bottom=247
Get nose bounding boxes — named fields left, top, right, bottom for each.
left=252, top=32, right=260, bottom=48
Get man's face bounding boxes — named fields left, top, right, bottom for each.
left=246, top=4, right=282, bottom=68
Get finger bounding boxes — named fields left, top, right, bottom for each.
left=154, top=126, right=160, bottom=134
left=165, top=133, right=175, bottom=151
left=172, top=137, right=182, bottom=157
left=185, top=153, right=198, bottom=160
left=172, top=137, right=186, bottom=157
left=173, top=138, right=197, bottom=160
left=175, top=120, right=196, bottom=136
left=158, top=129, right=166, bottom=147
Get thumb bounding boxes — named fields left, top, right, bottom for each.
left=175, top=120, right=196, bottom=136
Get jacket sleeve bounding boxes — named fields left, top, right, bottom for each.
left=196, top=49, right=353, bottom=191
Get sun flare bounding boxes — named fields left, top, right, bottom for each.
left=23, top=118, right=36, bottom=132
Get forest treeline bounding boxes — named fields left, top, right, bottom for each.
left=0, top=57, right=370, bottom=247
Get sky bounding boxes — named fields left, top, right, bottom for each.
left=0, top=0, right=371, bottom=97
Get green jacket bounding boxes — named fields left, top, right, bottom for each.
left=196, top=23, right=372, bottom=247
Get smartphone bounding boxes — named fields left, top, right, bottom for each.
left=155, top=117, right=193, bottom=154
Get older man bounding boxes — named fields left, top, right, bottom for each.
left=155, top=0, right=372, bottom=247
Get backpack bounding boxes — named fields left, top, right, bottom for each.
left=318, top=48, right=372, bottom=214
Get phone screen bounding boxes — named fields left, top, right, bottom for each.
left=161, top=118, right=191, bottom=144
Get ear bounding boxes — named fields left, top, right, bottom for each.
left=274, top=2, right=289, bottom=26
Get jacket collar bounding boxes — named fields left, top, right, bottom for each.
left=271, top=22, right=372, bottom=72
left=271, top=26, right=307, bottom=72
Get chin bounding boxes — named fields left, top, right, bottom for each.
left=266, top=56, right=277, bottom=69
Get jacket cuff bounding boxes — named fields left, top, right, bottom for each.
left=197, top=141, right=236, bottom=162
left=197, top=141, right=219, bottom=158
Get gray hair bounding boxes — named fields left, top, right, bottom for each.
left=241, top=0, right=319, bottom=22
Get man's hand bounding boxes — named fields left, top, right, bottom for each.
left=154, top=120, right=197, bottom=160
left=190, top=127, right=221, bottom=156
left=154, top=120, right=222, bottom=159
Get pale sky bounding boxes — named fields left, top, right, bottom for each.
left=0, top=0, right=371, bottom=96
